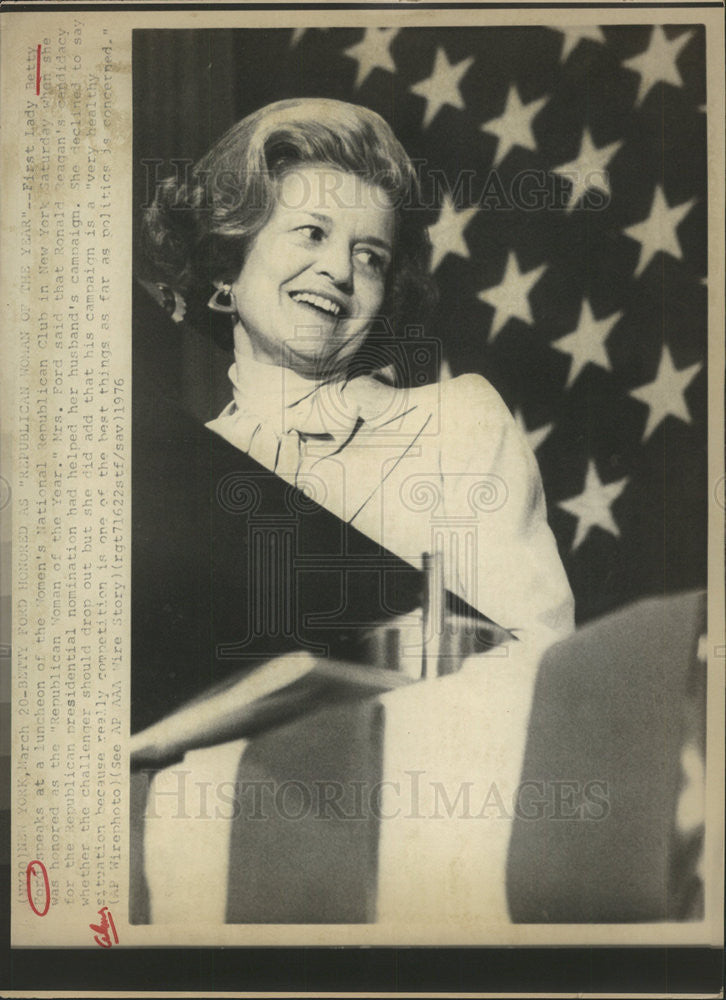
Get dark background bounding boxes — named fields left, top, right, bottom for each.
left=133, top=24, right=708, bottom=628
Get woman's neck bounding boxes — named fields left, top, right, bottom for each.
left=232, top=324, right=349, bottom=383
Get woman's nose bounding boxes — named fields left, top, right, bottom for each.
left=314, top=239, right=353, bottom=291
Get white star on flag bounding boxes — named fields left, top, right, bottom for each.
left=551, top=128, right=622, bottom=211
left=514, top=409, right=553, bottom=453
left=427, top=194, right=478, bottom=273
left=557, top=25, right=607, bottom=62
left=622, top=185, right=696, bottom=278
left=477, top=252, right=547, bottom=340
left=409, top=47, right=474, bottom=128
left=622, top=25, right=693, bottom=106
left=558, top=460, right=629, bottom=550
left=479, top=85, right=548, bottom=166
left=343, top=28, right=399, bottom=89
left=629, top=344, right=702, bottom=441
left=551, top=299, right=622, bottom=388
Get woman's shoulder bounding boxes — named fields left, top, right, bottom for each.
left=415, top=373, right=537, bottom=476
left=352, top=371, right=518, bottom=447
left=404, top=372, right=514, bottom=429
left=441, top=371, right=509, bottom=409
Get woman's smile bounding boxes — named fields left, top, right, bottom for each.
left=230, top=166, right=395, bottom=377
left=288, top=290, right=347, bottom=319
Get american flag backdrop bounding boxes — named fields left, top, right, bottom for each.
left=133, top=23, right=708, bottom=626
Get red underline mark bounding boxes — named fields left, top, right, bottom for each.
left=36, top=44, right=41, bottom=95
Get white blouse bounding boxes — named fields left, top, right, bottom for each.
left=206, top=350, right=575, bottom=660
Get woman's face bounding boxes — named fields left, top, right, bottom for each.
left=230, top=166, right=395, bottom=377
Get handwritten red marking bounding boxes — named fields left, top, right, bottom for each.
left=36, top=45, right=41, bottom=96
left=89, top=906, right=119, bottom=948
left=26, top=860, right=50, bottom=916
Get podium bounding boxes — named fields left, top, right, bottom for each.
left=130, top=591, right=706, bottom=925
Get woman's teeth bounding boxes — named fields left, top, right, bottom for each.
left=290, top=292, right=342, bottom=317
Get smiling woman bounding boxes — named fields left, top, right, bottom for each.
left=139, top=95, right=574, bottom=658
left=142, top=97, right=434, bottom=362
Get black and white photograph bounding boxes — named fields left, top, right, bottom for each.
left=1, top=3, right=724, bottom=994
left=128, top=20, right=715, bottom=932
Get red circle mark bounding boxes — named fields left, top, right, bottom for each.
left=26, top=860, right=50, bottom=916
left=36, top=45, right=41, bottom=96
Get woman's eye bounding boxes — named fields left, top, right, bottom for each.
left=298, top=225, right=325, bottom=241
left=355, top=248, right=386, bottom=272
